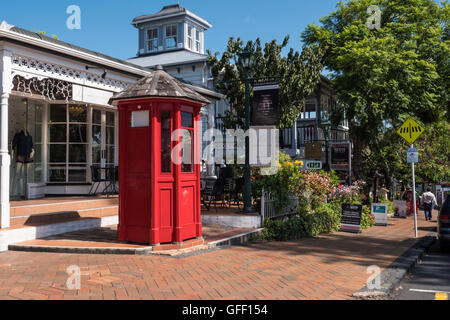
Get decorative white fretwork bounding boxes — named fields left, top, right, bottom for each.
left=11, top=55, right=130, bottom=90
left=13, top=75, right=73, bottom=101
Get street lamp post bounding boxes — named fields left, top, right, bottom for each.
left=320, top=113, right=332, bottom=172
left=238, top=49, right=255, bottom=213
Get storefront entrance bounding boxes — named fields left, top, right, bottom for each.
left=8, top=96, right=118, bottom=199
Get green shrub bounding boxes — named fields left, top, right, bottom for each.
left=254, top=202, right=375, bottom=242
left=254, top=203, right=341, bottom=241
left=361, top=206, right=375, bottom=229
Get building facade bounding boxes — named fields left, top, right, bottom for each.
left=126, top=4, right=228, bottom=176
left=280, top=77, right=351, bottom=182
left=0, top=19, right=217, bottom=229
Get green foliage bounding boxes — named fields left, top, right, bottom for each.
left=361, top=205, right=376, bottom=229
left=208, top=37, right=324, bottom=129
left=35, top=31, right=59, bottom=40
left=255, top=202, right=374, bottom=241
left=255, top=203, right=342, bottom=241
left=252, top=153, right=304, bottom=210
left=302, top=0, right=449, bottom=182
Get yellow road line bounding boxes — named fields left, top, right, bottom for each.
left=435, top=292, right=449, bottom=300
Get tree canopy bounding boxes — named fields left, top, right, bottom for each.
left=302, top=0, right=449, bottom=183
left=207, top=36, right=324, bottom=129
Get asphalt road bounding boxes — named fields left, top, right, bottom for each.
left=394, top=241, right=450, bottom=300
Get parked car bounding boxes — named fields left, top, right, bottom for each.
left=438, top=195, right=450, bottom=253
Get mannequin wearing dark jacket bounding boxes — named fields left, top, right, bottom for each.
left=12, top=131, right=34, bottom=163
left=11, top=130, right=35, bottom=197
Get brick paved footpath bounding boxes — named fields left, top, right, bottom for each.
left=0, top=211, right=437, bottom=300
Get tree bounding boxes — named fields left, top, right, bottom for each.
left=302, top=0, right=449, bottom=182
left=207, top=36, right=324, bottom=129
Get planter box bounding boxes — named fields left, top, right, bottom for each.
left=26, top=183, right=46, bottom=200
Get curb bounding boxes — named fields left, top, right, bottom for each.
left=8, top=229, right=264, bottom=256
left=352, top=232, right=437, bottom=299
left=207, top=228, right=264, bottom=248
left=8, top=244, right=154, bottom=256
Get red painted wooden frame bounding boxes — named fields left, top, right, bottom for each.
left=117, top=98, right=202, bottom=245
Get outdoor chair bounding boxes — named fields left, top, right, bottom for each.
left=89, top=166, right=107, bottom=196
left=224, top=178, right=235, bottom=208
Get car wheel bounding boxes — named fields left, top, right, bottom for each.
left=439, top=240, right=450, bottom=253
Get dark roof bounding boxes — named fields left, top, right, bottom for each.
left=109, top=65, right=212, bottom=105
left=132, top=4, right=185, bottom=24
left=8, top=26, right=150, bottom=73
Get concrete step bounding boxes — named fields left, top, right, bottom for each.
left=0, top=215, right=119, bottom=252
left=9, top=206, right=118, bottom=227
left=10, top=197, right=118, bottom=218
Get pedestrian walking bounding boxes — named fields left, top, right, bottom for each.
left=421, top=187, right=438, bottom=221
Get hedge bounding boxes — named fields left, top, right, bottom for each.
left=254, top=203, right=374, bottom=241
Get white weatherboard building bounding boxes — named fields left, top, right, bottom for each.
left=0, top=18, right=220, bottom=230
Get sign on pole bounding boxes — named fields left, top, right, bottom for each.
left=396, top=117, right=425, bottom=145
left=396, top=117, right=425, bottom=239
left=252, top=82, right=280, bottom=126
left=407, top=148, right=419, bottom=164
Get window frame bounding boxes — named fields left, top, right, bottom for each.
left=48, top=104, right=89, bottom=183
left=187, top=25, right=193, bottom=50
left=165, top=24, right=177, bottom=49
left=195, top=29, right=201, bottom=52
left=180, top=111, right=194, bottom=173
left=146, top=28, right=159, bottom=53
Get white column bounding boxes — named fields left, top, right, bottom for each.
left=0, top=49, right=12, bottom=229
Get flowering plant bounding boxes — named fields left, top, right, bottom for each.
left=330, top=181, right=366, bottom=204
left=290, top=170, right=335, bottom=211
left=253, top=153, right=304, bottom=210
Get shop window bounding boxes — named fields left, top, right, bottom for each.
left=92, top=109, right=116, bottom=175
left=48, top=104, right=88, bottom=183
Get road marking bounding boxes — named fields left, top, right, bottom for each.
left=410, top=289, right=450, bottom=295
left=435, top=292, right=449, bottom=300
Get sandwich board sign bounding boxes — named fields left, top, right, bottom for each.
left=394, top=200, right=408, bottom=218
left=340, top=204, right=363, bottom=233
left=372, top=204, right=388, bottom=226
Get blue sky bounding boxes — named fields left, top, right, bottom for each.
left=1, top=0, right=341, bottom=60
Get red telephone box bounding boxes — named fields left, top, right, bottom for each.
left=110, top=67, right=211, bottom=245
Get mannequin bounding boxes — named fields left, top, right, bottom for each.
left=11, top=124, right=34, bottom=197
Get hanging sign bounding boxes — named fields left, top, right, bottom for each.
left=252, top=82, right=280, bottom=126
left=340, top=204, right=363, bottom=233
left=397, top=117, right=425, bottom=145
left=372, top=204, right=388, bottom=226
